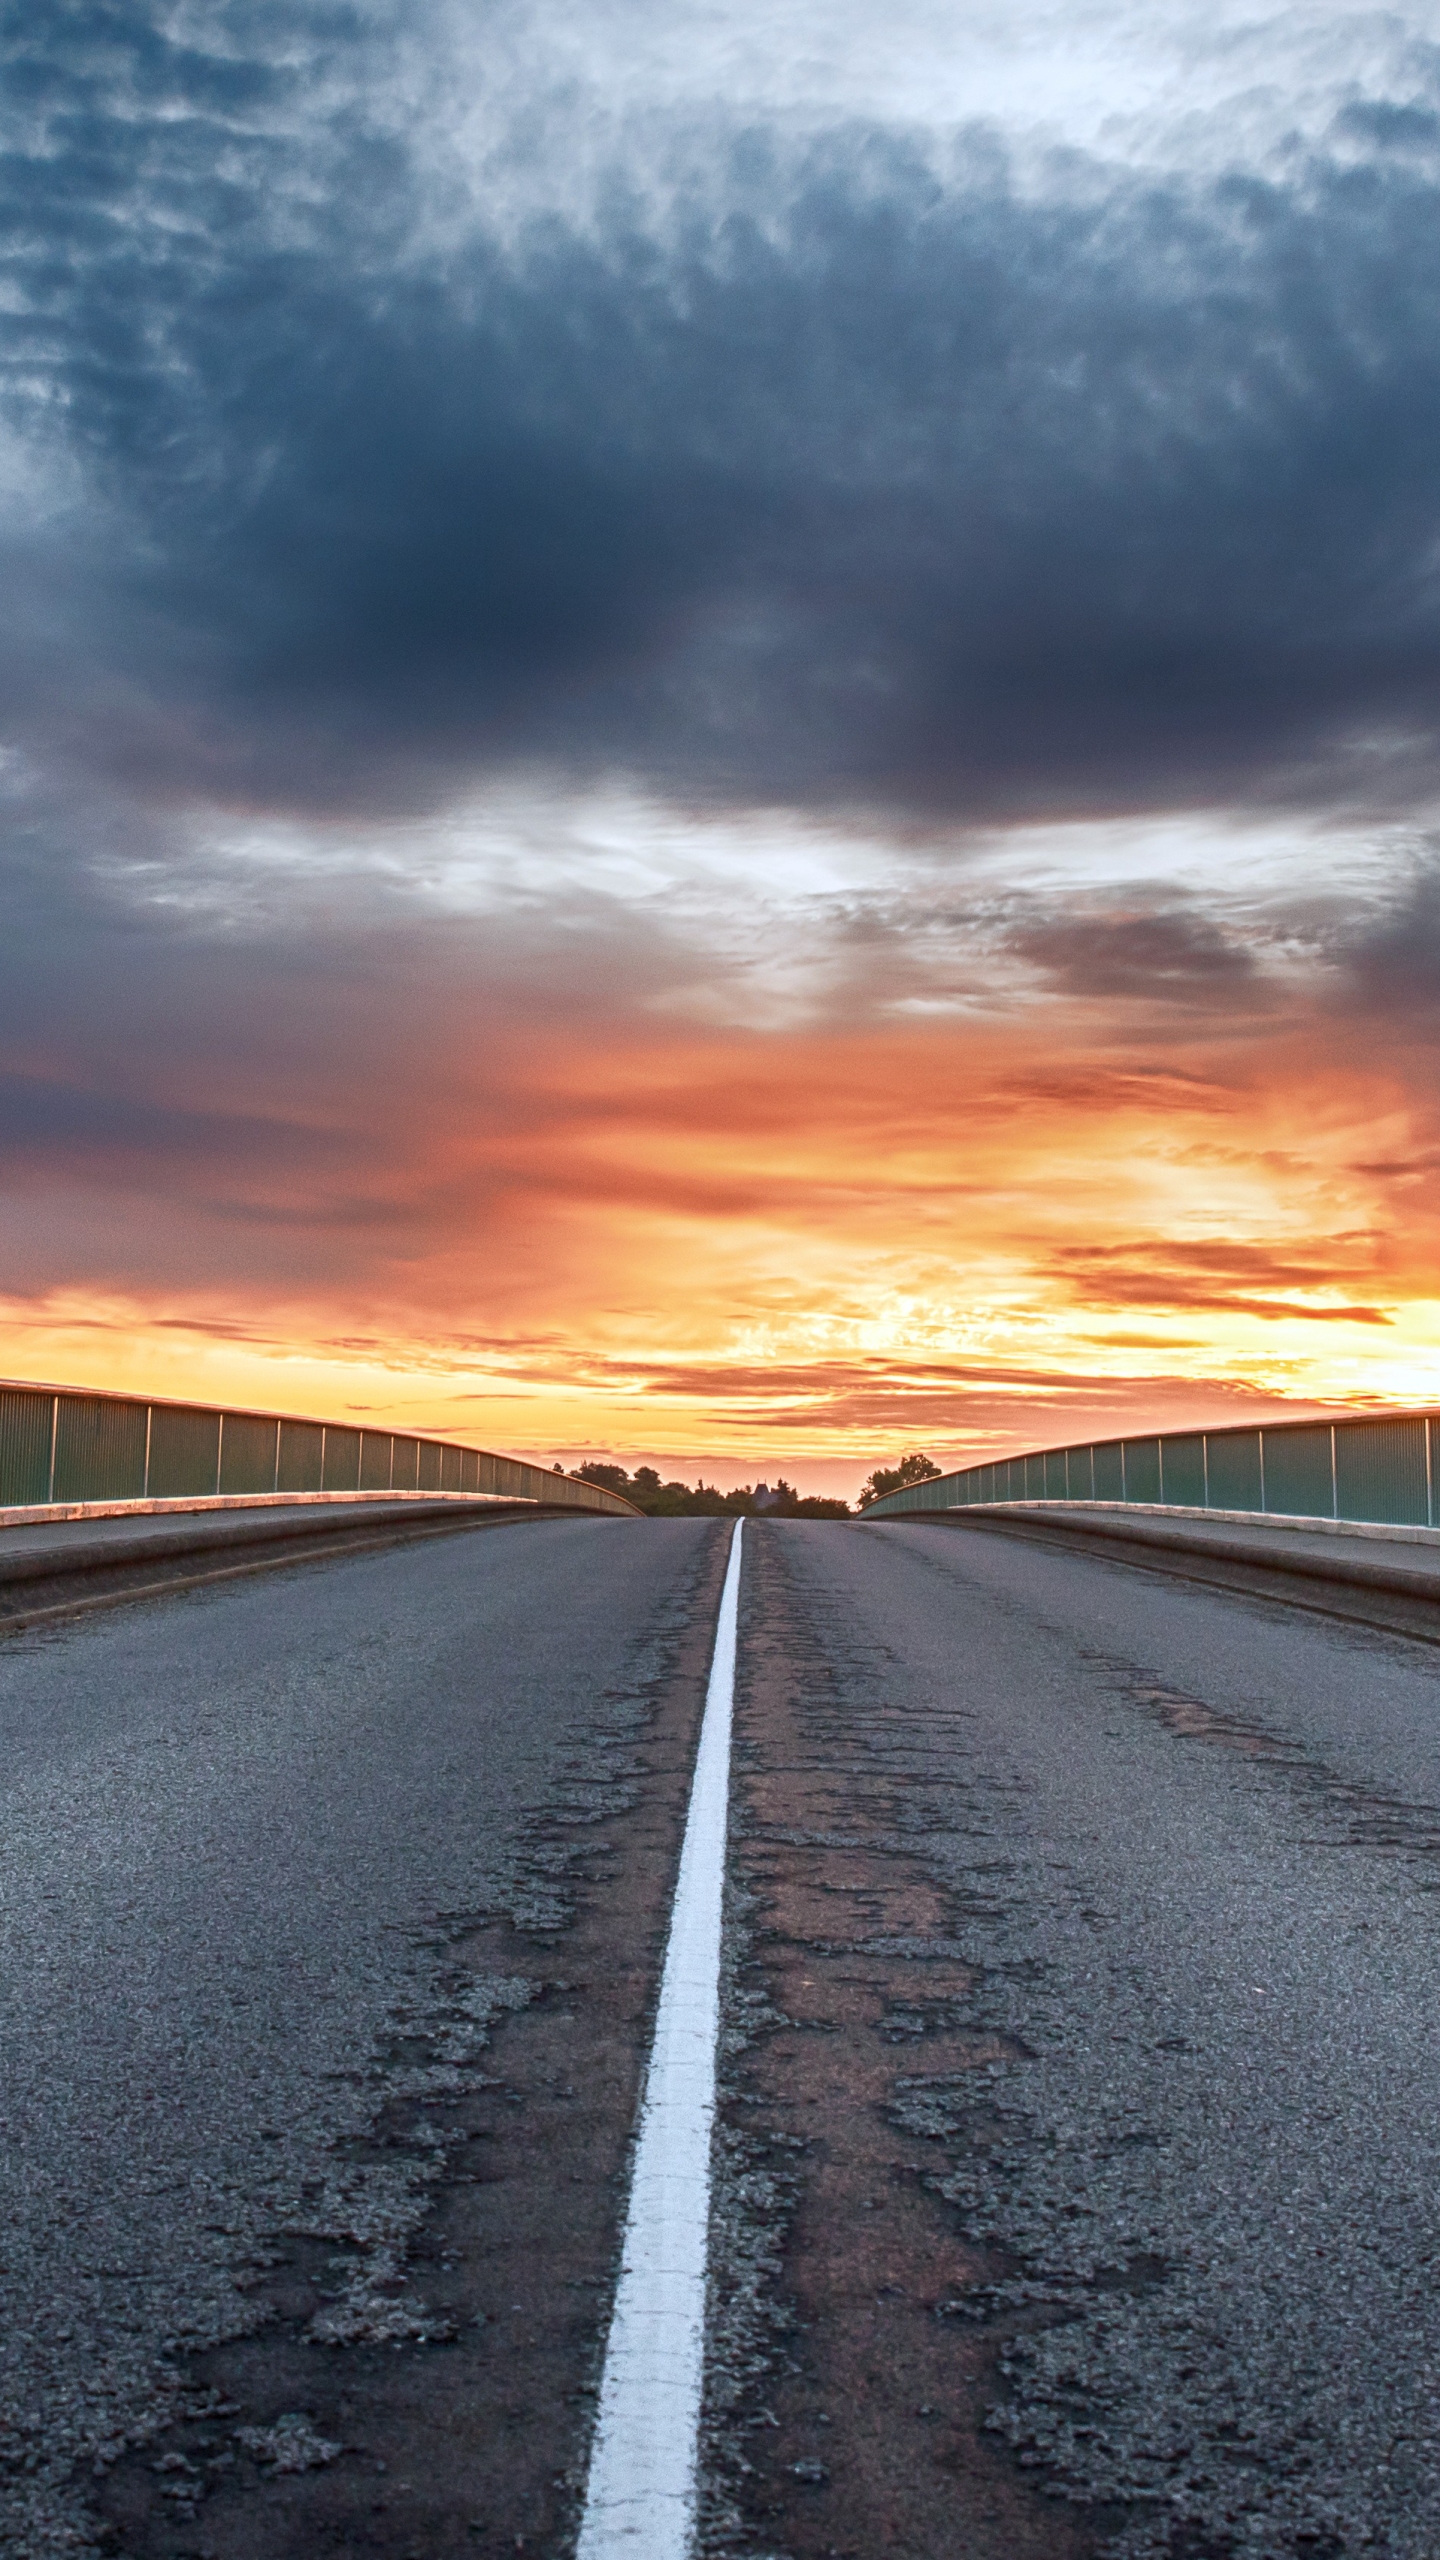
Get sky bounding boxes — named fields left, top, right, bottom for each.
left=4, top=0, right=1440, bottom=1493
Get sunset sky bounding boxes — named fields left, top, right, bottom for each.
left=5, top=0, right=1440, bottom=1493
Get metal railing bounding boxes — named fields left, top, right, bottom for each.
left=860, top=1408, right=1440, bottom=1531
left=0, top=1381, right=638, bottom=1516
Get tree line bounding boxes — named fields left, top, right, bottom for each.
left=575, top=1452, right=944, bottom=1517
left=575, top=1465, right=849, bottom=1517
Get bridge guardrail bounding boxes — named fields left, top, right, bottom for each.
left=860, top=1409, right=1440, bottom=1532
left=0, top=1381, right=638, bottom=1517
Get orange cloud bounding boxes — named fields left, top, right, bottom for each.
left=5, top=878, right=1439, bottom=1499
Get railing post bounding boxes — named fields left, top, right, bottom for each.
left=1428, top=1418, right=1435, bottom=1530
left=273, top=1416, right=281, bottom=1494
left=47, top=1393, right=58, bottom=1503
left=1258, top=1432, right=1267, bottom=1514
left=1201, top=1434, right=1210, bottom=1508
left=215, top=1412, right=224, bottom=1496
left=1330, top=1424, right=1338, bottom=1520
left=143, top=1404, right=153, bottom=1499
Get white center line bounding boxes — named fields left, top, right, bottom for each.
left=577, top=1518, right=744, bottom=2560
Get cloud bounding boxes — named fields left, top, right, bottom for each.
left=1049, top=1239, right=1394, bottom=1322
left=1008, top=901, right=1265, bottom=1005
left=4, top=3, right=1440, bottom=826
left=1347, top=856, right=1440, bottom=1013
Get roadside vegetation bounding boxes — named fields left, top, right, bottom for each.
left=575, top=1465, right=850, bottom=1518
left=857, top=1453, right=943, bottom=1507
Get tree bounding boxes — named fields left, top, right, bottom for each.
left=570, top=1460, right=849, bottom=1518
left=859, top=1452, right=944, bottom=1507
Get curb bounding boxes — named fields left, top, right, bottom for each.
left=881, top=1502, right=1440, bottom=1608
left=0, top=1498, right=588, bottom=1629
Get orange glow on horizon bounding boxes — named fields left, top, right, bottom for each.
left=6, top=979, right=1437, bottom=1501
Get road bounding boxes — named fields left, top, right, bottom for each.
left=4, top=1514, right=1440, bottom=2556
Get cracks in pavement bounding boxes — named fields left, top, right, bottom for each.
left=82, top=1525, right=731, bottom=2560
left=1103, top=1659, right=1440, bottom=1881
left=885, top=1516, right=1440, bottom=1893
left=701, top=1525, right=1098, bottom=2560
left=717, top=1524, right=1440, bottom=2560
left=887, top=1524, right=1440, bottom=1884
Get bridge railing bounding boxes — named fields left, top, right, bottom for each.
left=860, top=1409, right=1440, bottom=1531
left=0, top=1380, right=638, bottom=1516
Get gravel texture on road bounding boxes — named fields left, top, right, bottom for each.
left=16, top=1507, right=1440, bottom=2560
left=0, top=1513, right=726, bottom=2558
left=0, top=1500, right=555, bottom=1630
left=707, top=1518, right=1440, bottom=2560
left=924, top=1506, right=1440, bottom=1647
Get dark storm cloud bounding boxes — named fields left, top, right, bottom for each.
left=1009, top=903, right=1264, bottom=1004
left=0, top=1066, right=325, bottom=1170
left=1347, top=857, right=1440, bottom=1013
left=6, top=3, right=1440, bottom=819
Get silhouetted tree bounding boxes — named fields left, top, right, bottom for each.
left=571, top=1460, right=851, bottom=1518
left=859, top=1452, right=944, bottom=1507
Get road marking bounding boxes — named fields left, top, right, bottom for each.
left=577, top=1518, right=743, bottom=2560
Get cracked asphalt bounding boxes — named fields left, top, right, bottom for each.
left=0, top=1513, right=717, bottom=2557
left=7, top=1510, right=1440, bottom=2556
left=711, top=1520, right=1440, bottom=2559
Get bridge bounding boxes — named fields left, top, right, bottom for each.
left=4, top=1381, right=1439, bottom=2558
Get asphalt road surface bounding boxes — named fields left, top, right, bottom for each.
left=5, top=1514, right=1440, bottom=2557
